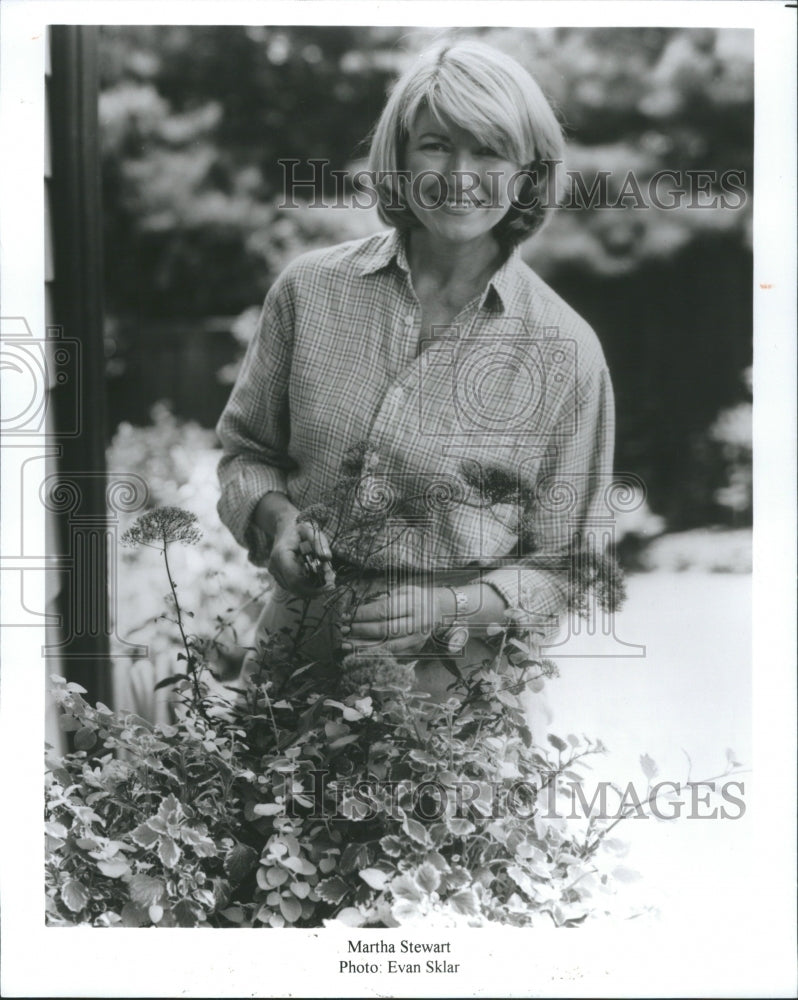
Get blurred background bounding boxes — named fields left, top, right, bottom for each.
left=87, top=25, right=752, bottom=722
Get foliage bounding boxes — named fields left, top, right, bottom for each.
left=47, top=451, right=648, bottom=929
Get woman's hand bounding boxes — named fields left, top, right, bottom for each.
left=269, top=518, right=335, bottom=596
left=342, top=584, right=449, bottom=656
left=253, top=491, right=335, bottom=597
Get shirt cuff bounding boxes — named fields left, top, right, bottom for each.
left=217, top=461, right=289, bottom=567
left=481, top=567, right=568, bottom=635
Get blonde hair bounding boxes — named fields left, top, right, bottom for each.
left=368, top=39, right=564, bottom=246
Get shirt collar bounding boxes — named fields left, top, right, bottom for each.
left=359, top=228, right=524, bottom=314
left=357, top=229, right=408, bottom=276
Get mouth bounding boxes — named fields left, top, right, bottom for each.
left=439, top=199, right=484, bottom=212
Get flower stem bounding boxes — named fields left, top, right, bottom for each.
left=161, top=533, right=204, bottom=713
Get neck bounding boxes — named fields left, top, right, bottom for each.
left=407, top=229, right=503, bottom=286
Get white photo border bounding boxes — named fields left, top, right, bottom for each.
left=1, top=2, right=795, bottom=997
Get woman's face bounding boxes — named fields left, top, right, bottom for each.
left=403, top=107, right=521, bottom=247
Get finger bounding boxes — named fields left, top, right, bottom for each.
left=350, top=599, right=390, bottom=623
left=296, top=521, right=333, bottom=560
left=347, top=615, right=417, bottom=640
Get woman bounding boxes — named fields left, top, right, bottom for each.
left=216, top=40, right=615, bottom=709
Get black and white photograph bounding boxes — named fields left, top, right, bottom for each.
left=1, top=1, right=795, bottom=997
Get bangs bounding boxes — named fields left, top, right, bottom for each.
left=400, top=85, right=523, bottom=164
left=367, top=39, right=565, bottom=245
left=395, top=48, right=543, bottom=164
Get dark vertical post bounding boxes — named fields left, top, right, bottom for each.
left=48, top=25, right=111, bottom=704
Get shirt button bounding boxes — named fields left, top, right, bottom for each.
left=403, top=315, right=414, bottom=326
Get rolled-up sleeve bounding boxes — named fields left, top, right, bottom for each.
left=216, top=271, right=298, bottom=566
left=481, top=363, right=616, bottom=630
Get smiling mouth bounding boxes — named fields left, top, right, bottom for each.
left=439, top=200, right=483, bottom=211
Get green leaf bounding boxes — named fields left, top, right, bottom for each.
left=339, top=843, right=369, bottom=874
left=402, top=815, right=430, bottom=847
left=193, top=888, right=216, bottom=911
left=220, top=905, right=245, bottom=924
left=172, top=899, right=200, bottom=927
left=507, top=865, right=537, bottom=899
left=129, top=874, right=165, bottom=907
left=73, top=727, right=97, bottom=751
left=253, top=802, right=284, bottom=817
left=329, top=735, right=360, bottom=750
left=639, top=753, right=658, bottom=781
left=45, top=821, right=68, bottom=839
left=224, top=843, right=258, bottom=883
left=359, top=867, right=389, bottom=891
left=265, top=866, right=289, bottom=887
left=211, top=878, right=231, bottom=909
left=335, top=906, right=366, bottom=927
left=449, top=888, right=479, bottom=916
left=415, top=862, right=440, bottom=894
left=66, top=682, right=88, bottom=693
left=379, top=835, right=403, bottom=857
left=61, top=880, right=90, bottom=913
left=290, top=881, right=311, bottom=899
left=280, top=895, right=302, bottom=923
left=130, top=822, right=160, bottom=849
left=390, top=873, right=423, bottom=903
left=97, top=859, right=131, bottom=879
left=194, top=838, right=217, bottom=858
left=153, top=673, right=189, bottom=691
left=282, top=855, right=316, bottom=876
left=158, top=836, right=181, bottom=869
left=317, top=877, right=349, bottom=905
left=120, top=902, right=149, bottom=927
left=547, top=734, right=568, bottom=753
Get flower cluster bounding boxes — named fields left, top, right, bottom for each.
left=121, top=506, right=202, bottom=548
left=338, top=652, right=416, bottom=697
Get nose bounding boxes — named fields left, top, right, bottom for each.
left=446, top=148, right=481, bottom=201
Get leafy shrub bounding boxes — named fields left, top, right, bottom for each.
left=46, top=449, right=652, bottom=928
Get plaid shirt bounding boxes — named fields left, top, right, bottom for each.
left=216, top=228, right=614, bottom=623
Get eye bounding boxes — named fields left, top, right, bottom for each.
left=420, top=140, right=449, bottom=152
left=476, top=146, right=501, bottom=158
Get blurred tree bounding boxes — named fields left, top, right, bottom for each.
left=98, top=25, right=753, bottom=530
